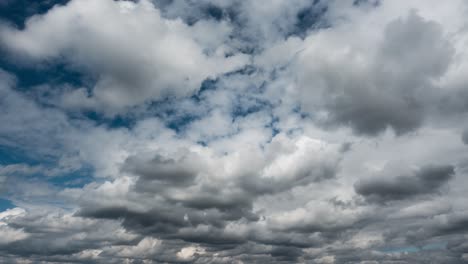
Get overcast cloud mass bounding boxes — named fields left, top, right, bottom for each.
left=1, top=0, right=468, bottom=263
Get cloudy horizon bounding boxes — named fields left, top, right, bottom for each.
left=1, top=0, right=468, bottom=263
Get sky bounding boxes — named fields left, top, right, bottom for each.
left=0, top=0, right=468, bottom=263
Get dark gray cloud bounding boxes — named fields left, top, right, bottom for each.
left=123, top=152, right=202, bottom=188
left=272, top=9, right=457, bottom=137
left=355, top=165, right=455, bottom=202
left=322, top=11, right=452, bottom=135
left=462, top=129, right=468, bottom=145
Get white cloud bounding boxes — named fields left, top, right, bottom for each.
left=177, top=246, right=206, bottom=260
left=0, top=0, right=249, bottom=113
left=0, top=208, right=28, bottom=245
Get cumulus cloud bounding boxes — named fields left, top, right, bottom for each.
left=259, top=9, right=455, bottom=135
left=68, top=133, right=342, bottom=253
left=0, top=208, right=28, bottom=245
left=0, top=0, right=248, bottom=113
left=1, top=0, right=468, bottom=263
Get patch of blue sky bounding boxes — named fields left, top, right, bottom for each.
left=0, top=198, right=15, bottom=212
left=0, top=1, right=84, bottom=91
left=193, top=78, right=218, bottom=100
left=166, top=114, right=201, bottom=134
left=48, top=167, right=94, bottom=188
left=381, top=242, right=447, bottom=254
left=0, top=57, right=86, bottom=89
left=263, top=115, right=281, bottom=140
left=146, top=97, right=205, bottom=133
left=225, top=65, right=257, bottom=77
left=353, top=0, right=381, bottom=7
left=82, top=110, right=137, bottom=129
left=0, top=143, right=92, bottom=189
left=231, top=93, right=272, bottom=117
left=382, top=246, right=420, bottom=254
left=0, top=0, right=70, bottom=29
left=0, top=145, right=42, bottom=166
left=293, top=0, right=330, bottom=38
left=422, top=242, right=447, bottom=251
left=292, top=104, right=311, bottom=119
left=203, top=4, right=224, bottom=21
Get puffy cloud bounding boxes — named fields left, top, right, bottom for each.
left=0, top=0, right=248, bottom=113
left=0, top=208, right=28, bottom=245
left=67, top=132, right=342, bottom=252
left=153, top=0, right=329, bottom=48
left=177, top=245, right=206, bottom=261
left=1, top=0, right=468, bottom=263
left=259, top=9, right=455, bottom=135
left=0, top=206, right=141, bottom=263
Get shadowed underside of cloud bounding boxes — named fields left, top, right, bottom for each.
left=355, top=165, right=455, bottom=202
left=1, top=0, right=468, bottom=263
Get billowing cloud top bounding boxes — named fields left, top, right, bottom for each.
left=0, top=0, right=468, bottom=263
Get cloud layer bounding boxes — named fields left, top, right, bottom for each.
left=0, top=0, right=468, bottom=263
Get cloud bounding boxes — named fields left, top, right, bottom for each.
left=261, top=10, right=454, bottom=135
left=123, top=151, right=204, bottom=188
left=0, top=207, right=135, bottom=258
left=0, top=0, right=248, bottom=113
left=1, top=0, right=468, bottom=263
left=153, top=0, right=329, bottom=48
left=355, top=164, right=455, bottom=202
left=0, top=70, right=72, bottom=157
left=0, top=208, right=28, bottom=245
left=462, top=129, right=468, bottom=145
left=69, top=133, right=342, bottom=252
